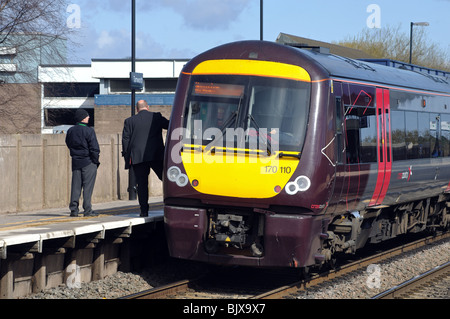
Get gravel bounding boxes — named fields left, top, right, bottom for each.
left=292, top=238, right=449, bottom=299
left=22, top=259, right=208, bottom=299
left=22, top=238, right=449, bottom=299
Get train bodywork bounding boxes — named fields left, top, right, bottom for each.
left=163, top=41, right=450, bottom=268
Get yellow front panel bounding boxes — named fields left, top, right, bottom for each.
left=181, top=58, right=307, bottom=198
left=181, top=147, right=300, bottom=198
left=192, top=59, right=311, bottom=82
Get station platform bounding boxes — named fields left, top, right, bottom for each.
left=0, top=197, right=164, bottom=260
left=0, top=197, right=165, bottom=298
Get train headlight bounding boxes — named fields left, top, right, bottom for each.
left=285, top=175, right=311, bottom=195
left=295, top=176, right=311, bottom=192
left=167, top=166, right=181, bottom=182
left=285, top=182, right=298, bottom=195
left=176, top=174, right=189, bottom=187
left=167, top=166, right=189, bottom=187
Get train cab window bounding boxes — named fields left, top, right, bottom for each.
left=345, top=106, right=377, bottom=163
left=185, top=82, right=244, bottom=142
left=247, top=80, right=310, bottom=151
left=184, top=75, right=311, bottom=153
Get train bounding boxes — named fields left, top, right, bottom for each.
left=163, top=40, right=450, bottom=269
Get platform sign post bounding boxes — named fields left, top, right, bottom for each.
left=128, top=0, right=137, bottom=200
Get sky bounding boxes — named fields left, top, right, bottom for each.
left=66, top=0, right=450, bottom=64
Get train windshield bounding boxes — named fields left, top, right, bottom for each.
left=184, top=75, right=310, bottom=152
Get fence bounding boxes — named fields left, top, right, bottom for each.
left=0, top=134, right=162, bottom=214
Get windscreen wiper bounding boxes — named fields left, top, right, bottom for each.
left=204, top=111, right=238, bottom=153
left=247, top=114, right=272, bottom=156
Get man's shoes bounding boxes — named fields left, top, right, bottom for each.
left=70, top=212, right=79, bottom=217
left=84, top=211, right=99, bottom=217
left=140, top=212, right=148, bottom=217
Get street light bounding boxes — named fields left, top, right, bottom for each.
left=409, top=21, right=429, bottom=64
left=260, top=0, right=263, bottom=41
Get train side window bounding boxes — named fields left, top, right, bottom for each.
left=391, top=110, right=406, bottom=161
left=430, top=113, right=441, bottom=157
left=418, top=112, right=431, bottom=158
left=405, top=111, right=419, bottom=159
left=440, top=114, right=450, bottom=157
left=335, top=97, right=343, bottom=164
left=345, top=106, right=377, bottom=164
left=360, top=108, right=377, bottom=163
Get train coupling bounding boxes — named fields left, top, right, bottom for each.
left=205, top=212, right=264, bottom=257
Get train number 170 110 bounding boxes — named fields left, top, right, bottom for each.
left=262, top=166, right=292, bottom=174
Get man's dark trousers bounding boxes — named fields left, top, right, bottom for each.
left=133, top=160, right=163, bottom=216
left=69, top=162, right=98, bottom=214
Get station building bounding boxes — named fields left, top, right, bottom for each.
left=38, top=59, right=188, bottom=134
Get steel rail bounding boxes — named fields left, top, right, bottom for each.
left=371, top=261, right=450, bottom=299
left=119, top=278, right=196, bottom=299
left=120, top=232, right=448, bottom=299
left=252, top=232, right=449, bottom=299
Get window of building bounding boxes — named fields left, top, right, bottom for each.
left=44, top=108, right=94, bottom=127
left=44, top=83, right=99, bottom=97
left=145, top=78, right=178, bottom=92
left=109, top=79, right=133, bottom=93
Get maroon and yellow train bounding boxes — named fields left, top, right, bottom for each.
left=163, top=40, right=450, bottom=269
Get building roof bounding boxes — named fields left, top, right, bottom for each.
left=276, top=32, right=375, bottom=59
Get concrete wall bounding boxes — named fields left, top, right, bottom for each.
left=0, top=133, right=162, bottom=214
left=94, top=104, right=172, bottom=135
left=0, top=84, right=41, bottom=135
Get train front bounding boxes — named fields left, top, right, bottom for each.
left=163, top=41, right=333, bottom=268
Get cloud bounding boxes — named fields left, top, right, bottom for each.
left=97, top=30, right=115, bottom=49
left=164, top=0, right=253, bottom=30
left=67, top=0, right=255, bottom=62
left=76, top=0, right=254, bottom=32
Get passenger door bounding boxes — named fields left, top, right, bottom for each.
left=369, top=88, right=392, bottom=206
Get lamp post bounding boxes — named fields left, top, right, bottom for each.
left=260, top=0, right=263, bottom=41
left=409, top=21, right=429, bottom=64
left=128, top=0, right=137, bottom=200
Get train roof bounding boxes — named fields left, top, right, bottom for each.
left=296, top=47, right=450, bottom=94
left=184, top=40, right=450, bottom=95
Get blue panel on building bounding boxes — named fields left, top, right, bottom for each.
left=95, top=94, right=175, bottom=106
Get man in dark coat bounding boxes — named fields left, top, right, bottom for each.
left=65, top=109, right=100, bottom=217
left=122, top=100, right=169, bottom=216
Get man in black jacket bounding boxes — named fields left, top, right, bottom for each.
left=122, top=100, right=169, bottom=216
left=66, top=109, right=100, bottom=217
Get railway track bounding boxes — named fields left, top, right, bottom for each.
left=371, top=261, right=450, bottom=299
left=121, top=232, right=449, bottom=299
left=120, top=267, right=299, bottom=299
